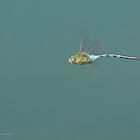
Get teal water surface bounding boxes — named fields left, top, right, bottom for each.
left=0, top=0, right=140, bottom=140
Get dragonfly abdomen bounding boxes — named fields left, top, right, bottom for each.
left=99, top=54, right=140, bottom=60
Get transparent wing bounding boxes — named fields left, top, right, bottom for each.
left=80, top=29, right=104, bottom=56
left=88, top=41, right=103, bottom=55
left=79, top=28, right=89, bottom=53
left=89, top=42, right=97, bottom=53
left=80, top=37, right=86, bottom=53
left=86, top=61, right=99, bottom=75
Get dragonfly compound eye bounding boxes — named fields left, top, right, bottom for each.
left=68, top=58, right=72, bottom=64
left=68, top=55, right=75, bottom=64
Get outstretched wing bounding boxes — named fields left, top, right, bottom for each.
left=86, top=60, right=99, bottom=75
left=88, top=41, right=103, bottom=55
left=89, top=42, right=97, bottom=53
left=79, top=28, right=89, bottom=53
left=80, top=36, right=86, bottom=53
left=79, top=29, right=103, bottom=55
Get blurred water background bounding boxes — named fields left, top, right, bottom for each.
left=0, top=0, right=140, bottom=139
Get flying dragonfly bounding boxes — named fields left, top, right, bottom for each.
left=68, top=37, right=140, bottom=65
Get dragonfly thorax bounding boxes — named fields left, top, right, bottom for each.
left=68, top=52, right=92, bottom=65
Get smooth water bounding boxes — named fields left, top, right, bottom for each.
left=0, top=0, right=140, bottom=139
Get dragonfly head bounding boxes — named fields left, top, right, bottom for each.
left=68, top=55, right=75, bottom=64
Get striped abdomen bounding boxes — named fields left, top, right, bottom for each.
left=99, top=54, right=140, bottom=60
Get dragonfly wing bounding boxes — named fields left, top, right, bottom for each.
left=80, top=35, right=89, bottom=53
left=88, top=41, right=103, bottom=55
left=79, top=29, right=103, bottom=55
left=80, top=37, right=86, bottom=53
left=86, top=61, right=99, bottom=75
left=79, top=28, right=89, bottom=53
left=89, top=42, right=97, bottom=53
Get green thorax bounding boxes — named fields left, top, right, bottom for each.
left=74, top=53, right=92, bottom=64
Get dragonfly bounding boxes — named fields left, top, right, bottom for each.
left=68, top=37, right=140, bottom=65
